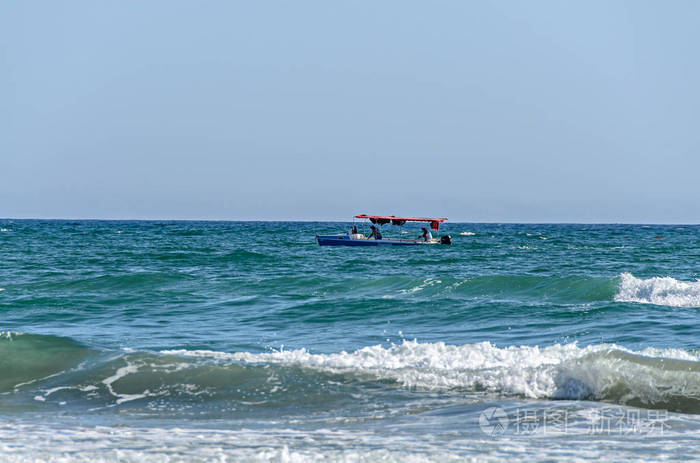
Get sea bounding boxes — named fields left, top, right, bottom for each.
left=1, top=219, right=700, bottom=462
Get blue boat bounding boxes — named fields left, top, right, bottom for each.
left=316, top=215, right=451, bottom=247
left=316, top=235, right=428, bottom=246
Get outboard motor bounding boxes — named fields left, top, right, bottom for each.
left=440, top=235, right=452, bottom=245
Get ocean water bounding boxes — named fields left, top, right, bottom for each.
left=1, top=220, right=700, bottom=462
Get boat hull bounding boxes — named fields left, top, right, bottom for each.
left=316, top=235, right=428, bottom=246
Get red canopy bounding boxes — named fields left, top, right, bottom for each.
left=355, top=215, right=448, bottom=231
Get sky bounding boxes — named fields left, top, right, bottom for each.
left=2, top=1, right=699, bottom=222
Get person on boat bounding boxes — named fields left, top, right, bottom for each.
left=349, top=224, right=363, bottom=240
left=419, top=227, right=432, bottom=242
left=368, top=225, right=382, bottom=240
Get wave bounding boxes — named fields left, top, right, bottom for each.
left=372, top=274, right=617, bottom=303
left=35, top=272, right=197, bottom=292
left=615, top=273, right=700, bottom=308
left=0, top=332, right=93, bottom=393
left=452, top=274, right=616, bottom=302
left=348, top=273, right=700, bottom=307
left=294, top=274, right=619, bottom=303
left=7, top=333, right=700, bottom=414
left=246, top=272, right=700, bottom=309
left=216, top=249, right=273, bottom=262
left=165, top=340, right=700, bottom=413
left=1, top=333, right=378, bottom=415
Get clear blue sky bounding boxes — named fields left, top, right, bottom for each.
left=2, top=1, right=699, bottom=222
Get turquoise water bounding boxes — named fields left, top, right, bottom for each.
left=1, top=220, right=700, bottom=461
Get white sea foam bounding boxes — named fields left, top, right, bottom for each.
left=3, top=422, right=690, bottom=463
left=459, top=232, right=476, bottom=236
left=163, top=340, right=700, bottom=406
left=398, top=278, right=441, bottom=295
left=102, top=362, right=150, bottom=404
left=615, top=272, right=700, bottom=308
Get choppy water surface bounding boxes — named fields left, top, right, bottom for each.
left=1, top=220, right=700, bottom=461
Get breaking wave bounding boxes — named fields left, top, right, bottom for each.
left=6, top=333, right=700, bottom=414
left=615, top=273, right=700, bottom=308
left=165, top=340, right=700, bottom=413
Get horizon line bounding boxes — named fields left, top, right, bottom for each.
left=1, top=217, right=699, bottom=226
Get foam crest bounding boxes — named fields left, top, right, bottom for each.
left=164, top=341, right=700, bottom=411
left=615, top=272, right=700, bottom=307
